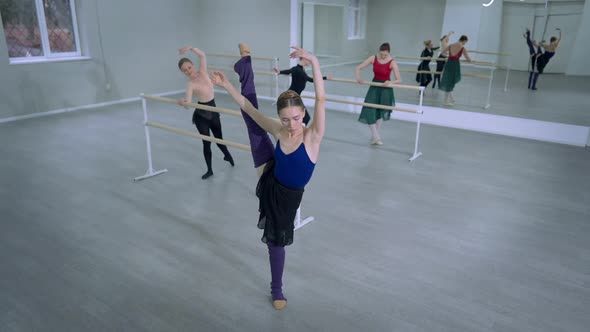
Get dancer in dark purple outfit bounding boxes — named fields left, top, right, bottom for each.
left=233, top=43, right=274, bottom=175
left=273, top=57, right=331, bottom=125
left=212, top=46, right=325, bottom=310
left=524, top=28, right=561, bottom=90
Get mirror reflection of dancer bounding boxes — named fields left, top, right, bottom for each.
left=273, top=58, right=331, bottom=126
left=438, top=35, right=472, bottom=106
left=177, top=46, right=234, bottom=180
left=416, top=39, right=440, bottom=91
left=212, top=46, right=325, bottom=311
left=432, top=31, right=454, bottom=89
left=524, top=28, right=561, bottom=90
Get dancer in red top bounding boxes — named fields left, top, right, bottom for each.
left=355, top=43, right=401, bottom=146
left=438, top=35, right=472, bottom=106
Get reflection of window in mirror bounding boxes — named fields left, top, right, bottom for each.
left=348, top=0, right=366, bottom=40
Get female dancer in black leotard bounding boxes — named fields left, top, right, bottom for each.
left=273, top=58, right=331, bottom=125
left=416, top=40, right=440, bottom=90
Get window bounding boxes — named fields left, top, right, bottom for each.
left=348, top=0, right=366, bottom=40
left=1, top=0, right=81, bottom=63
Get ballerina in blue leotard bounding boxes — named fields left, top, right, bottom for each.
left=212, top=46, right=326, bottom=311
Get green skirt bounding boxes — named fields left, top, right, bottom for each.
left=358, top=79, right=395, bottom=125
left=438, top=59, right=461, bottom=92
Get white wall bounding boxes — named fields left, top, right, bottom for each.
left=499, top=2, right=536, bottom=70
left=194, top=0, right=290, bottom=97
left=0, top=0, right=293, bottom=120
left=314, top=4, right=344, bottom=57
left=477, top=0, right=504, bottom=63
left=194, top=0, right=290, bottom=58
left=367, top=0, right=447, bottom=59
left=302, top=3, right=316, bottom=52
left=0, top=0, right=202, bottom=120
left=566, top=0, right=590, bottom=76
left=441, top=0, right=484, bottom=51
left=297, top=0, right=369, bottom=62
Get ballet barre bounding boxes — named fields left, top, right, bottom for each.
left=397, top=61, right=495, bottom=109
left=145, top=121, right=251, bottom=151
left=395, top=55, right=496, bottom=67
left=207, top=52, right=276, bottom=61
left=468, top=50, right=511, bottom=56
left=402, top=69, right=491, bottom=80
left=467, top=50, right=512, bottom=92
left=300, top=92, right=424, bottom=162
left=135, top=93, right=315, bottom=230
left=134, top=93, right=247, bottom=182
left=329, top=77, right=422, bottom=91
left=208, top=65, right=275, bottom=76
left=142, top=95, right=242, bottom=117
left=302, top=95, right=420, bottom=114
left=399, top=53, right=511, bottom=92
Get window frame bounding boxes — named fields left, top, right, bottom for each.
left=6, top=0, right=82, bottom=64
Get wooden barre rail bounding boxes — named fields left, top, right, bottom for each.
left=300, top=95, right=420, bottom=114
left=455, top=73, right=491, bottom=80
left=400, top=69, right=491, bottom=80
left=207, top=52, right=276, bottom=61
left=142, top=94, right=242, bottom=117
left=146, top=121, right=251, bottom=151
left=208, top=65, right=275, bottom=76
left=468, top=50, right=511, bottom=56
left=329, top=77, right=422, bottom=91
left=395, top=55, right=496, bottom=67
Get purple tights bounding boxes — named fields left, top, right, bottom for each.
left=242, top=94, right=274, bottom=168
left=267, top=241, right=287, bottom=301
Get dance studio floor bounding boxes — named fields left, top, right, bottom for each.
left=1, top=95, right=589, bottom=331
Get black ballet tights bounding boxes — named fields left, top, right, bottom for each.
left=432, top=75, right=440, bottom=89
left=528, top=72, right=539, bottom=90
left=194, top=114, right=234, bottom=180
left=420, top=77, right=432, bottom=89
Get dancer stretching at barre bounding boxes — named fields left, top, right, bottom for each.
left=177, top=46, right=234, bottom=180
left=234, top=43, right=274, bottom=176
left=438, top=35, right=472, bottom=106
left=524, top=28, right=561, bottom=90
left=433, top=31, right=454, bottom=89
left=355, top=42, right=401, bottom=145
left=273, top=57, right=331, bottom=126
left=211, top=46, right=325, bottom=311
left=416, top=39, right=440, bottom=91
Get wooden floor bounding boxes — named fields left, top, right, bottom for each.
left=1, top=96, right=589, bottom=331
